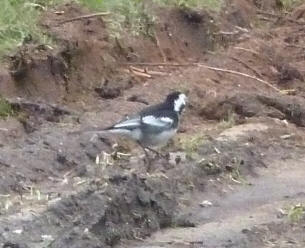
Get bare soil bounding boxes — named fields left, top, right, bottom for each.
left=0, top=1, right=305, bottom=247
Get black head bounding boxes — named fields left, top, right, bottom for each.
left=165, top=91, right=187, bottom=114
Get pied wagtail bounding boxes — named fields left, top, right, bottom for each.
left=101, top=91, right=187, bottom=157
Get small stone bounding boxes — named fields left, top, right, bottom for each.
left=277, top=208, right=286, bottom=218
left=199, top=200, right=213, bottom=207
left=168, top=152, right=186, bottom=165
left=41, top=234, right=54, bottom=241
left=12, top=229, right=23, bottom=234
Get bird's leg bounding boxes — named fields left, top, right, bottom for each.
left=137, top=142, right=150, bottom=159
left=137, top=142, right=167, bottom=166
left=145, top=147, right=169, bottom=160
left=144, top=147, right=162, bottom=158
left=137, top=142, right=154, bottom=170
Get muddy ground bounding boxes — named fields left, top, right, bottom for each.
left=0, top=0, right=305, bottom=247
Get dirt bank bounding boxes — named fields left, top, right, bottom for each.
left=0, top=0, right=305, bottom=247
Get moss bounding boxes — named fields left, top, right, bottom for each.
left=0, top=97, right=14, bottom=119
left=288, top=204, right=305, bottom=222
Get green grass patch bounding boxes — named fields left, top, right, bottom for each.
left=217, top=110, right=236, bottom=130
left=287, top=204, right=305, bottom=222
left=0, top=97, right=14, bottom=118
left=77, top=0, right=155, bottom=37
left=178, top=134, right=206, bottom=160
left=0, top=0, right=59, bottom=57
left=77, top=0, right=223, bottom=38
left=0, top=0, right=223, bottom=56
left=279, top=0, right=304, bottom=11
left=153, top=0, right=223, bottom=12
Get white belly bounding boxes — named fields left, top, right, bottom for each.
left=143, top=129, right=177, bottom=147
left=109, top=128, right=177, bottom=148
left=109, top=128, right=142, bottom=141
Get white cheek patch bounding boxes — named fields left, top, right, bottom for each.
left=174, top=94, right=187, bottom=112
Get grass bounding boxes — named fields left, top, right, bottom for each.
left=178, top=134, right=205, bottom=160
left=217, top=110, right=236, bottom=130
left=280, top=0, right=304, bottom=11
left=229, top=157, right=250, bottom=185
left=0, top=97, right=14, bottom=118
left=0, top=0, right=59, bottom=57
left=153, top=0, right=223, bottom=12
left=77, top=0, right=156, bottom=38
left=77, top=0, right=223, bottom=38
left=0, top=0, right=223, bottom=55
left=287, top=203, right=305, bottom=222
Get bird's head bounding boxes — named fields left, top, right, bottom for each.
left=165, top=91, right=187, bottom=114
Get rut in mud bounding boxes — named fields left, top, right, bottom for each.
left=0, top=0, right=305, bottom=247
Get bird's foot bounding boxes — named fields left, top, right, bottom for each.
left=144, top=147, right=169, bottom=160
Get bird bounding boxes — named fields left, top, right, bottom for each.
left=99, top=91, right=187, bottom=157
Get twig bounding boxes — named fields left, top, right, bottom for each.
left=122, top=62, right=192, bottom=67
left=128, top=66, right=167, bottom=76
left=234, top=26, right=249, bottom=33
left=234, top=47, right=260, bottom=56
left=130, top=69, right=152, bottom=78
left=228, top=56, right=263, bottom=78
left=284, top=43, right=305, bottom=49
left=256, top=10, right=282, bottom=18
left=256, top=10, right=305, bottom=25
left=59, top=12, right=111, bottom=25
left=146, top=70, right=168, bottom=76
left=258, top=16, right=275, bottom=22
left=215, top=30, right=240, bottom=36
left=198, top=64, right=282, bottom=93
left=129, top=66, right=145, bottom=73
left=122, top=62, right=282, bottom=93
left=215, top=26, right=249, bottom=36
left=209, top=50, right=263, bottom=78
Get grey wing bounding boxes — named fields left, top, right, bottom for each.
left=141, top=115, right=174, bottom=129
left=111, top=115, right=141, bottom=130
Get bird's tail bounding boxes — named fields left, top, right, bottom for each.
left=68, top=126, right=113, bottom=136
